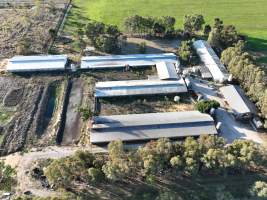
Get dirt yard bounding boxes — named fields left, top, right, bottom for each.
left=121, top=37, right=180, bottom=54
left=0, top=1, right=68, bottom=58
left=0, top=75, right=65, bottom=155
left=99, top=94, right=195, bottom=116
left=80, top=66, right=195, bottom=116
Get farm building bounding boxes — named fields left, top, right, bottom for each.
left=6, top=55, right=68, bottom=72
left=199, top=65, right=213, bottom=80
left=90, top=111, right=217, bottom=144
left=193, top=40, right=229, bottom=83
left=95, top=79, right=188, bottom=98
left=156, top=62, right=179, bottom=80
left=81, top=53, right=179, bottom=69
left=220, top=85, right=254, bottom=120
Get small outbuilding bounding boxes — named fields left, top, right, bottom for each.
left=81, top=53, right=179, bottom=69
left=90, top=111, right=218, bottom=144
left=6, top=55, right=68, bottom=72
left=220, top=85, right=254, bottom=120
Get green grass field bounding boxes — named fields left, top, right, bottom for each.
left=65, top=0, right=267, bottom=56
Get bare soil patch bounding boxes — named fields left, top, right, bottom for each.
left=61, top=78, right=84, bottom=145
left=99, top=94, right=195, bottom=116
left=0, top=1, right=68, bottom=58
left=0, top=75, right=65, bottom=155
left=122, top=37, right=180, bottom=54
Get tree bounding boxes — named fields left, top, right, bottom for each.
left=177, top=40, right=198, bottom=66
left=182, top=137, right=201, bottom=175
left=106, top=25, right=121, bottom=37
left=170, top=155, right=183, bottom=171
left=85, top=21, right=105, bottom=40
left=139, top=42, right=147, bottom=54
left=226, top=140, right=263, bottom=171
left=44, top=151, right=96, bottom=188
left=203, top=25, right=211, bottom=35
left=124, top=15, right=144, bottom=35
left=85, top=21, right=122, bottom=53
left=153, top=22, right=166, bottom=37
left=208, top=18, right=240, bottom=52
left=195, top=100, right=220, bottom=113
left=0, top=161, right=16, bottom=191
left=208, top=28, right=222, bottom=52
left=201, top=148, right=227, bottom=173
left=251, top=181, right=267, bottom=198
left=88, top=167, right=105, bottom=184
left=138, top=138, right=174, bottom=175
left=102, top=140, right=131, bottom=181
left=183, top=14, right=205, bottom=34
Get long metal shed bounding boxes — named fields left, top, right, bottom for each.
left=6, top=55, right=68, bottom=72
left=95, top=79, right=188, bottom=98
left=81, top=53, right=179, bottom=69
left=220, top=85, right=253, bottom=120
left=91, top=111, right=217, bottom=144
left=193, top=40, right=229, bottom=83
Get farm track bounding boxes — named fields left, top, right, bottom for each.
left=61, top=78, right=83, bottom=145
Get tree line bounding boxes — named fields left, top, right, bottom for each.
left=124, top=14, right=208, bottom=39
left=42, top=136, right=267, bottom=199
left=221, top=41, right=267, bottom=127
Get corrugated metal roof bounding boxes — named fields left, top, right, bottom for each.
left=156, top=62, right=178, bottom=80
left=7, top=55, right=68, bottom=72
left=220, top=85, right=251, bottom=115
left=91, top=111, right=217, bottom=144
left=193, top=40, right=229, bottom=83
left=95, top=79, right=188, bottom=97
left=81, top=53, right=178, bottom=69
left=199, top=65, right=213, bottom=79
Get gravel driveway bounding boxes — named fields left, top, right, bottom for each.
left=189, top=77, right=264, bottom=144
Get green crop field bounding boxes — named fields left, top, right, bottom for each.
left=66, top=0, right=267, bottom=53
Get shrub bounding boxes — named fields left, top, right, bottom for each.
left=139, top=42, right=147, bottom=54
left=251, top=181, right=267, bottom=198
left=195, top=100, right=220, bottom=113
left=88, top=167, right=105, bottom=183
left=77, top=107, right=92, bottom=121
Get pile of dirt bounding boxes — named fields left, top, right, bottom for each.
left=3, top=88, right=24, bottom=107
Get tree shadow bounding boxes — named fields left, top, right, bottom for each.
left=247, top=37, right=267, bottom=52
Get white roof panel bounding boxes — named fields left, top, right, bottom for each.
left=95, top=79, right=188, bottom=97
left=7, top=55, right=67, bottom=72
left=193, top=40, right=229, bottom=83
left=81, top=53, right=178, bottom=69
left=220, top=85, right=251, bottom=115
left=156, top=62, right=178, bottom=80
